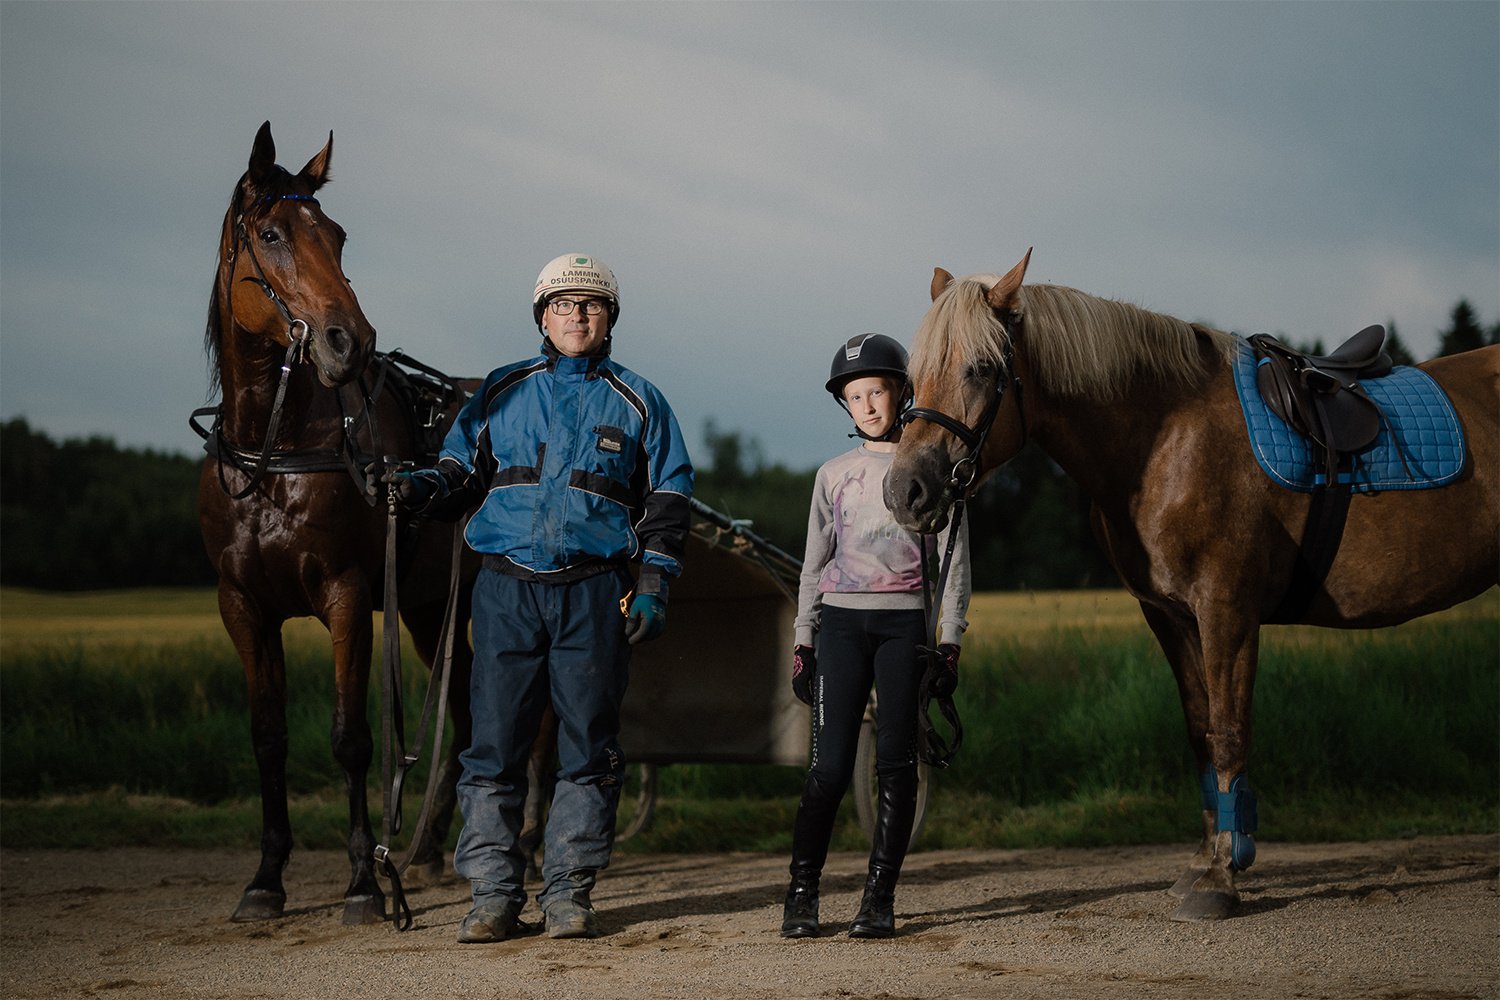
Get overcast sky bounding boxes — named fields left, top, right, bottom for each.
left=2, top=1, right=1496, bottom=475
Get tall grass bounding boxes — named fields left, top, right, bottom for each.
left=1, top=587, right=1494, bottom=850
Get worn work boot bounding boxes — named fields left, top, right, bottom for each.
left=780, top=876, right=820, bottom=938
left=456, top=899, right=520, bottom=944
left=543, top=892, right=601, bottom=939
left=848, top=865, right=898, bottom=939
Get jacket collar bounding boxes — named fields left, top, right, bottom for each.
left=541, top=336, right=612, bottom=379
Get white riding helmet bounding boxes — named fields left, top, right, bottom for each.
left=532, top=254, right=621, bottom=328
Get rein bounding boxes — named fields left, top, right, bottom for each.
left=374, top=487, right=469, bottom=931
left=915, top=513, right=965, bottom=768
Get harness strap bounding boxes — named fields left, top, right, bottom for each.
left=212, top=336, right=307, bottom=500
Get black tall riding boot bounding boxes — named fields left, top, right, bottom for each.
left=782, top=771, right=842, bottom=938
left=849, top=764, right=917, bottom=939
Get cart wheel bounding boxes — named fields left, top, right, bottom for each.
left=615, top=763, right=658, bottom=842
left=853, top=715, right=929, bottom=850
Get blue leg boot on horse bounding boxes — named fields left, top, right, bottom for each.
left=1171, top=768, right=1258, bottom=922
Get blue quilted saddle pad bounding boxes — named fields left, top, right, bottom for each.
left=1230, top=337, right=1466, bottom=493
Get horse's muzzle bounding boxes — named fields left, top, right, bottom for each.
left=884, top=456, right=952, bottom=535
left=310, top=323, right=375, bottom=387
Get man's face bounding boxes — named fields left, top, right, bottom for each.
left=542, top=295, right=611, bottom=357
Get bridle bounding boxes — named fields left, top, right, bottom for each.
left=900, top=335, right=1023, bottom=502
left=196, top=192, right=377, bottom=502
left=900, top=327, right=1024, bottom=769
left=227, top=193, right=321, bottom=360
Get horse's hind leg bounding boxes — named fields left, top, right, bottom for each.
left=325, top=593, right=385, bottom=925
left=220, top=590, right=292, bottom=922
left=1139, top=604, right=1216, bottom=898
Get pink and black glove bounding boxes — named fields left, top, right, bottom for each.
left=791, top=645, right=817, bottom=706
left=927, top=643, right=960, bottom=698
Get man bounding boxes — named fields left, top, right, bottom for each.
left=390, top=254, right=693, bottom=941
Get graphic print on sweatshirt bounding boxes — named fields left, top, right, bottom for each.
left=820, top=462, right=925, bottom=593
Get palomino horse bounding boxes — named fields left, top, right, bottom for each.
left=199, top=123, right=477, bottom=924
left=885, top=250, right=1498, bottom=921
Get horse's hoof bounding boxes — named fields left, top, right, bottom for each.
left=1169, top=889, right=1238, bottom=922
left=342, top=893, right=386, bottom=926
left=230, top=888, right=286, bottom=922
left=1167, top=866, right=1209, bottom=899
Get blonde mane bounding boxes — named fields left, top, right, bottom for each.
left=911, top=276, right=1234, bottom=400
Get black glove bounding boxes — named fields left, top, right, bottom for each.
left=928, top=643, right=960, bottom=698
left=364, top=460, right=435, bottom=508
left=791, top=645, right=817, bottom=706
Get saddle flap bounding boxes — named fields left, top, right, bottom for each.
left=1311, top=384, right=1382, bottom=454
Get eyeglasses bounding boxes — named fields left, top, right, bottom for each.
left=548, top=298, right=608, bottom=317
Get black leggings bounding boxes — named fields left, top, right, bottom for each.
left=809, top=604, right=926, bottom=791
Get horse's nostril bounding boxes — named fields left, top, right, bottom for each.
left=324, top=326, right=352, bottom=360
left=905, top=477, right=925, bottom=510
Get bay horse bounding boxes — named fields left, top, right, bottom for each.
left=885, top=250, right=1498, bottom=921
left=199, top=122, right=478, bottom=924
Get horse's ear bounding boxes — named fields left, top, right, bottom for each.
left=248, top=121, right=276, bottom=186
left=297, top=131, right=333, bottom=191
left=986, top=247, right=1033, bottom=312
left=931, top=267, right=954, bottom=302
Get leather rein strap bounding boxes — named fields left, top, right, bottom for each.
left=375, top=493, right=468, bottom=931
left=916, top=507, right=965, bottom=768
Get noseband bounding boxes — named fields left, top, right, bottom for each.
left=900, top=338, right=1022, bottom=495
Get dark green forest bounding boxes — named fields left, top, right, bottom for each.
left=2, top=300, right=1493, bottom=591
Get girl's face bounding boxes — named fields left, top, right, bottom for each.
left=842, top=375, right=900, bottom=440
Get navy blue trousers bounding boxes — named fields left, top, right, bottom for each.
left=453, top=566, right=633, bottom=909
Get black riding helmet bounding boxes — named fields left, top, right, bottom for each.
left=826, top=333, right=911, bottom=402
left=826, top=333, right=912, bottom=441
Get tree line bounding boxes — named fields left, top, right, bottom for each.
left=3, top=300, right=1493, bottom=591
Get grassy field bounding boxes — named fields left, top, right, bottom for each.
left=1, top=586, right=1495, bottom=853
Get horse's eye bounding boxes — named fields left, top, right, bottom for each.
left=966, top=361, right=995, bottom=382
left=258, top=228, right=281, bottom=245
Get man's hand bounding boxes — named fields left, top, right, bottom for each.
left=928, top=643, right=960, bottom=698
left=624, top=593, right=666, bottom=645
left=364, top=461, right=435, bottom=508
left=791, top=645, right=817, bottom=706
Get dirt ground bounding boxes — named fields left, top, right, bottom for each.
left=2, top=835, right=1496, bottom=1000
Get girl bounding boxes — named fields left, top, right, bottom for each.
left=782, top=333, right=971, bottom=939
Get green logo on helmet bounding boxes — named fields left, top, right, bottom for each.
left=573, top=257, right=591, bottom=266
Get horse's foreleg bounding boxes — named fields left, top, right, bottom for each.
left=327, top=596, right=385, bottom=925
left=1170, top=608, right=1260, bottom=923
left=221, top=590, right=292, bottom=922
left=1139, top=603, right=1216, bottom=898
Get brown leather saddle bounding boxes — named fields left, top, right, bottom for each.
left=1249, top=325, right=1392, bottom=464
left=1247, top=325, right=1395, bottom=622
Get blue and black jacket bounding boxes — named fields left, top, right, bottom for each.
left=416, top=338, right=694, bottom=595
